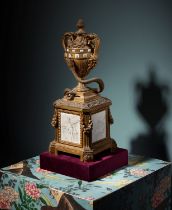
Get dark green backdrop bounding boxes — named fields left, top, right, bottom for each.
left=1, top=0, right=172, bottom=167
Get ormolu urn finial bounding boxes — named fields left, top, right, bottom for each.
left=62, top=19, right=104, bottom=102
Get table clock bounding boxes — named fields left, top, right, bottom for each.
left=49, top=19, right=117, bottom=162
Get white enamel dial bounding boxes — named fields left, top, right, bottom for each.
left=60, top=112, right=80, bottom=144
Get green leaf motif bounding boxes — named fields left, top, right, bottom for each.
left=13, top=202, right=20, bottom=210
left=18, top=187, right=24, bottom=202
left=40, top=197, right=48, bottom=205
left=41, top=194, right=53, bottom=206
left=19, top=205, right=25, bottom=210
left=37, top=183, right=46, bottom=189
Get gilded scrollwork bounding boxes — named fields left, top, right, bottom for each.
left=83, top=119, right=93, bottom=135
left=83, top=150, right=94, bottom=162
left=54, top=97, right=111, bottom=110
left=62, top=19, right=100, bottom=56
left=51, top=109, right=58, bottom=128
left=49, top=140, right=57, bottom=155
left=83, top=151, right=93, bottom=162
left=64, top=88, right=76, bottom=100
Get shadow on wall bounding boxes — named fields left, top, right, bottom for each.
left=130, top=67, right=170, bottom=161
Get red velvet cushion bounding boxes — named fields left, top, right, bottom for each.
left=40, top=148, right=128, bottom=181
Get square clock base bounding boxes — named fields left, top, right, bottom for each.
left=40, top=148, right=128, bottom=181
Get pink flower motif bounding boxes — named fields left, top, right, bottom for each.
left=129, top=169, right=148, bottom=177
left=25, top=182, right=40, bottom=200
left=36, top=167, right=48, bottom=173
left=151, top=191, right=165, bottom=208
left=151, top=176, right=171, bottom=208
left=0, top=200, right=11, bottom=209
left=0, top=186, right=18, bottom=209
left=85, top=196, right=94, bottom=201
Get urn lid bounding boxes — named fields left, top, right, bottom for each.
left=62, top=19, right=100, bottom=60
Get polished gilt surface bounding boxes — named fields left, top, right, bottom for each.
left=49, top=19, right=117, bottom=161
left=62, top=19, right=104, bottom=103
left=54, top=96, right=112, bottom=112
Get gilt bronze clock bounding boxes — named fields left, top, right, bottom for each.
left=49, top=19, right=117, bottom=162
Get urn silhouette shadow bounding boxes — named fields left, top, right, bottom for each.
left=130, top=68, right=170, bottom=161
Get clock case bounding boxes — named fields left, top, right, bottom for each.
left=48, top=19, right=118, bottom=162
left=49, top=95, right=117, bottom=162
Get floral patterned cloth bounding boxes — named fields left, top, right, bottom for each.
left=24, top=182, right=41, bottom=200
left=0, top=155, right=171, bottom=209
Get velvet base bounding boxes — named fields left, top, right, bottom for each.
left=40, top=148, right=128, bottom=181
